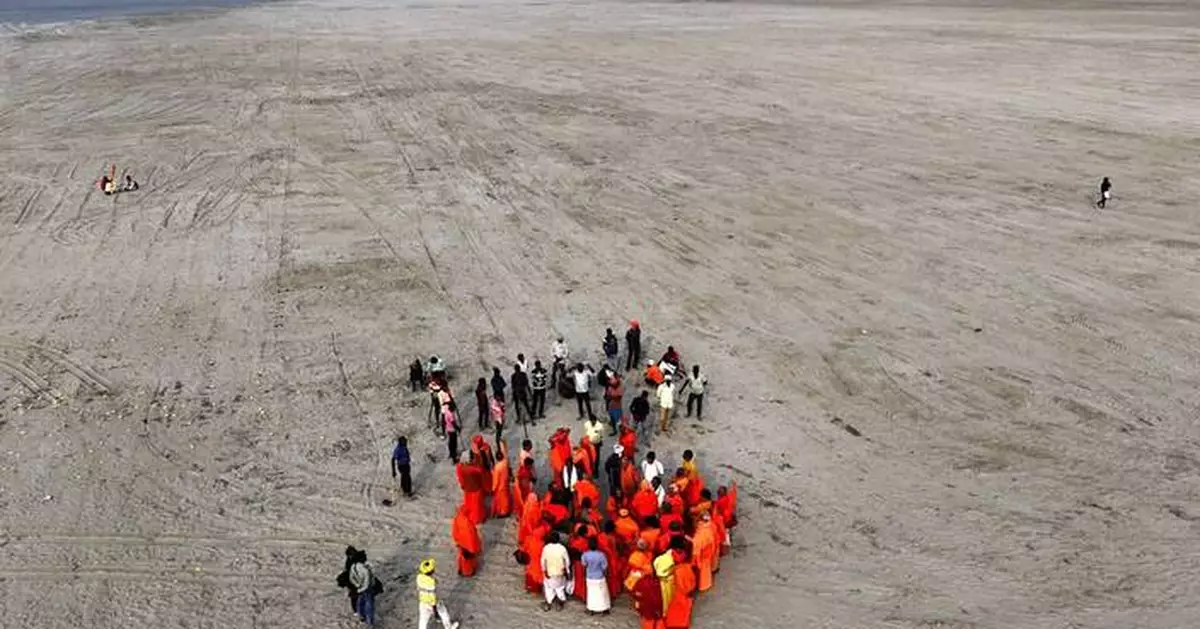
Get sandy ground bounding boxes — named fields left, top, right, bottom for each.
left=2, top=0, right=1200, bottom=627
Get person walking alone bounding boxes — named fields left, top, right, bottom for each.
left=444, top=401, right=461, bottom=462
left=625, top=320, right=642, bottom=371
left=604, top=373, right=625, bottom=436
left=409, top=358, right=425, bottom=393
left=416, top=559, right=460, bottom=629
left=680, top=365, right=708, bottom=421
left=511, top=364, right=534, bottom=425
left=391, top=436, right=413, bottom=500
left=1097, top=176, right=1112, bottom=208
left=530, top=360, right=548, bottom=420
left=348, top=549, right=379, bottom=626
left=573, top=363, right=597, bottom=421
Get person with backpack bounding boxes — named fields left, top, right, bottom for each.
left=603, top=328, right=619, bottom=366
left=348, top=549, right=380, bottom=626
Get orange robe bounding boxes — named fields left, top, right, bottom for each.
left=688, top=499, right=713, bottom=523
left=632, top=486, right=659, bottom=523
left=618, top=425, right=638, bottom=460
left=574, top=478, right=601, bottom=513
left=598, top=532, right=624, bottom=597
left=605, top=495, right=623, bottom=523
left=683, top=475, right=704, bottom=508
left=615, top=514, right=640, bottom=548
left=620, top=460, right=641, bottom=498
left=491, top=458, right=513, bottom=518
left=548, top=429, right=572, bottom=479
left=580, top=438, right=598, bottom=475
left=692, top=520, right=717, bottom=592
left=457, top=462, right=487, bottom=525
left=569, top=534, right=590, bottom=602
left=664, top=560, right=697, bottom=629
left=626, top=549, right=653, bottom=590
left=524, top=523, right=548, bottom=593
left=452, top=508, right=482, bottom=577
left=573, top=447, right=593, bottom=477
left=639, top=527, right=662, bottom=555
left=712, top=511, right=728, bottom=561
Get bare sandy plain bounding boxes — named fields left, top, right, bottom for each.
left=2, top=0, right=1200, bottom=627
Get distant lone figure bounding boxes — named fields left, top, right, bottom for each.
left=1097, top=177, right=1112, bottom=209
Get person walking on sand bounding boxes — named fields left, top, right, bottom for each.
left=625, top=320, right=642, bottom=371
left=551, top=337, right=569, bottom=389
left=348, top=549, right=379, bottom=626
left=511, top=364, right=534, bottom=425
left=604, top=373, right=625, bottom=436
left=491, top=392, right=507, bottom=446
left=603, top=328, right=619, bottom=366
left=491, top=367, right=507, bottom=400
left=474, top=378, right=489, bottom=430
left=630, top=390, right=651, bottom=440
left=337, top=545, right=362, bottom=616
left=573, top=363, right=597, bottom=421
left=409, top=358, right=425, bottom=393
left=680, top=365, right=708, bottom=421
left=656, top=377, right=675, bottom=434
left=1097, top=176, right=1112, bottom=208
left=416, top=559, right=460, bottom=629
left=391, top=436, right=413, bottom=500
left=444, top=401, right=461, bottom=462
left=541, top=532, right=571, bottom=611
left=531, top=360, right=548, bottom=419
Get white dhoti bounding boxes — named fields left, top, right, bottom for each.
left=585, top=577, right=611, bottom=612
left=543, top=575, right=568, bottom=604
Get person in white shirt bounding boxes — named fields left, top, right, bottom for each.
left=562, top=458, right=580, bottom=491
left=583, top=416, right=605, bottom=476
left=656, top=376, right=675, bottom=434
left=573, top=363, right=597, bottom=421
left=651, top=476, right=666, bottom=507
left=641, top=451, right=664, bottom=487
left=551, top=337, right=569, bottom=388
left=681, top=364, right=709, bottom=421
left=540, top=532, right=571, bottom=611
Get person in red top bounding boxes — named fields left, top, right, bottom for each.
left=569, top=523, right=594, bottom=602
left=523, top=522, right=550, bottom=594
left=573, top=445, right=594, bottom=479
left=598, top=520, right=625, bottom=598
left=452, top=505, right=482, bottom=576
left=659, top=501, right=683, bottom=537
left=632, top=481, right=659, bottom=523
left=614, top=508, right=640, bottom=548
left=456, top=452, right=488, bottom=525
left=605, top=489, right=624, bottom=523
left=630, top=562, right=665, bottom=629
left=548, top=428, right=573, bottom=480
left=618, top=421, right=638, bottom=461
left=620, top=453, right=641, bottom=498
left=716, top=483, right=738, bottom=528
left=664, top=546, right=698, bottom=629
left=574, top=477, right=601, bottom=514
left=638, top=515, right=662, bottom=554
left=578, top=497, right=603, bottom=530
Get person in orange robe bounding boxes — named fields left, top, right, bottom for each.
left=515, top=457, right=536, bottom=505
left=620, top=457, right=641, bottom=498
left=615, top=508, right=640, bottom=548
left=491, top=450, right=513, bottom=518
left=710, top=509, right=727, bottom=568
left=618, top=422, right=638, bottom=461
left=714, top=485, right=736, bottom=529
left=574, top=477, right=601, bottom=514
left=629, top=558, right=665, bottom=629
left=625, top=538, right=654, bottom=591
left=605, top=490, right=624, bottom=523
left=659, top=501, right=683, bottom=536
left=523, top=523, right=549, bottom=594
left=452, top=505, right=483, bottom=576
left=632, top=481, right=659, bottom=523
left=683, top=472, right=704, bottom=510
left=665, top=488, right=685, bottom=524
left=548, top=428, right=572, bottom=480
left=456, top=453, right=488, bottom=525
left=691, top=513, right=717, bottom=592
left=573, top=445, right=594, bottom=478
left=639, top=516, right=662, bottom=554
left=568, top=523, right=592, bottom=602
left=518, top=491, right=541, bottom=546
left=598, top=521, right=625, bottom=598
left=664, top=548, right=698, bottom=629
left=578, top=498, right=603, bottom=530
left=688, top=488, right=713, bottom=523
left=579, top=436, right=598, bottom=477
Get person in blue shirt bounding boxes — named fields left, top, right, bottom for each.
left=580, top=537, right=611, bottom=615
left=391, top=436, right=413, bottom=499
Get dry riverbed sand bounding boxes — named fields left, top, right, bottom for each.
left=1, top=0, right=1199, bottom=628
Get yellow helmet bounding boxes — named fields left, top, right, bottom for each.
left=419, top=558, right=436, bottom=575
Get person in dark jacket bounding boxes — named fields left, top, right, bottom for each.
left=604, top=446, right=624, bottom=495
left=337, top=545, right=363, bottom=614
left=491, top=367, right=507, bottom=399
left=391, top=436, right=413, bottom=499
left=1097, top=176, right=1112, bottom=208
left=530, top=360, right=548, bottom=420
left=603, top=328, right=619, bottom=366
left=475, top=378, right=490, bottom=430
left=409, top=358, right=425, bottom=392
left=629, top=391, right=651, bottom=440
left=624, top=320, right=642, bottom=371
left=511, top=364, right=534, bottom=424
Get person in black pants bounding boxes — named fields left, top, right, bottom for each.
left=474, top=378, right=489, bottom=429
left=408, top=358, right=424, bottom=392
left=445, top=402, right=460, bottom=462
left=629, top=390, right=651, bottom=439
left=624, top=320, right=642, bottom=371
left=391, top=436, right=413, bottom=498
left=510, top=364, right=534, bottom=424
left=530, top=360, right=548, bottom=419
left=490, top=367, right=506, bottom=399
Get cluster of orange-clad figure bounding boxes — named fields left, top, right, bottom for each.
left=449, top=425, right=737, bottom=629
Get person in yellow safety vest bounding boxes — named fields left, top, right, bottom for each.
left=417, top=559, right=460, bottom=629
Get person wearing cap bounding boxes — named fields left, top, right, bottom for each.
left=656, top=376, right=676, bottom=434
left=540, top=531, right=571, bottom=611
left=625, top=320, right=642, bottom=371
left=417, top=558, right=460, bottom=629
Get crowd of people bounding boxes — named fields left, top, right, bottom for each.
left=342, top=319, right=727, bottom=629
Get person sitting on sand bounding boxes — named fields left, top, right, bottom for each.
left=122, top=174, right=139, bottom=191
